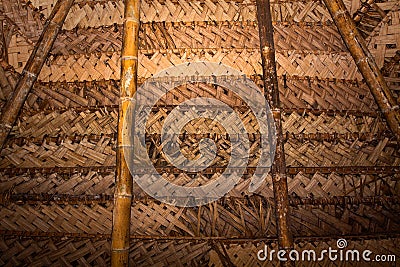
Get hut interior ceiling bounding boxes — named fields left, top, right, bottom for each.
left=0, top=0, right=399, bottom=265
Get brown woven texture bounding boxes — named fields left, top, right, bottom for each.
left=0, top=78, right=396, bottom=168
left=1, top=108, right=398, bottom=169
left=367, top=3, right=400, bottom=101
left=1, top=135, right=397, bottom=168
left=209, top=238, right=400, bottom=266
left=1, top=0, right=400, bottom=265
left=25, top=0, right=333, bottom=28
left=0, top=199, right=399, bottom=237
left=46, top=23, right=346, bottom=56
left=7, top=49, right=360, bottom=82
left=1, top=169, right=399, bottom=201
left=0, top=237, right=399, bottom=266
left=367, top=3, right=399, bottom=67
left=2, top=0, right=338, bottom=67
left=0, top=136, right=115, bottom=168
left=12, top=78, right=376, bottom=113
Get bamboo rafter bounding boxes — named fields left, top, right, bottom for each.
left=0, top=0, right=75, bottom=151
left=367, top=3, right=400, bottom=69
left=323, top=0, right=400, bottom=141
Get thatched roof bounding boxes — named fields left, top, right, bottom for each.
left=0, top=0, right=399, bottom=265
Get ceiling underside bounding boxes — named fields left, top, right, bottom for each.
left=0, top=0, right=399, bottom=265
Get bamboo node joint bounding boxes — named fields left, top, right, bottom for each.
left=121, top=56, right=138, bottom=61
left=125, top=17, right=140, bottom=23
left=22, top=70, right=37, bottom=78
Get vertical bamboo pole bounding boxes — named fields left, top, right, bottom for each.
left=323, top=0, right=400, bottom=140
left=111, top=0, right=140, bottom=266
left=256, top=0, right=294, bottom=265
left=0, top=0, right=74, bottom=151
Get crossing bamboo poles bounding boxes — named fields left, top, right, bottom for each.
left=323, top=0, right=400, bottom=141
left=111, top=0, right=140, bottom=266
left=0, top=0, right=74, bottom=151
left=256, top=0, right=294, bottom=265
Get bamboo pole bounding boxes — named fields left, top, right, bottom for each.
left=256, top=0, right=294, bottom=265
left=323, top=0, right=400, bottom=141
left=352, top=0, right=385, bottom=24
left=0, top=19, right=7, bottom=62
left=0, top=0, right=74, bottom=151
left=111, top=0, right=140, bottom=266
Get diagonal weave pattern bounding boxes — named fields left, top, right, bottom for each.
left=23, top=0, right=333, bottom=29
left=27, top=50, right=362, bottom=82
left=209, top=238, right=400, bottom=266
left=46, top=23, right=346, bottom=55
left=14, top=78, right=377, bottom=114
left=0, top=136, right=115, bottom=168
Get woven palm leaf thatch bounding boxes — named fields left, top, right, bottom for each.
left=0, top=0, right=400, bottom=265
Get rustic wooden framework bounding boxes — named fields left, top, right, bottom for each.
left=0, top=0, right=74, bottom=151
left=256, top=0, right=294, bottom=265
left=111, top=0, right=140, bottom=265
left=0, top=0, right=399, bottom=265
left=323, top=0, right=400, bottom=141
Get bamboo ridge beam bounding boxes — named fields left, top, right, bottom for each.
left=111, top=0, right=140, bottom=266
left=256, top=0, right=294, bottom=265
left=322, top=0, right=400, bottom=141
left=0, top=0, right=75, bottom=151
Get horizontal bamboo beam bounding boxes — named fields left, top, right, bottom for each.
left=323, top=0, right=400, bottom=141
left=1, top=165, right=399, bottom=176
left=0, top=0, right=75, bottom=151
left=3, top=192, right=399, bottom=207
left=122, top=166, right=400, bottom=175
left=3, top=131, right=395, bottom=148
left=33, top=73, right=367, bottom=89
left=23, top=104, right=382, bottom=118
left=1, top=230, right=399, bottom=244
